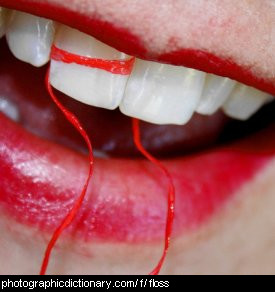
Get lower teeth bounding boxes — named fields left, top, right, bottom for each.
left=0, top=96, right=20, bottom=122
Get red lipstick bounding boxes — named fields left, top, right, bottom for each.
left=0, top=110, right=274, bottom=242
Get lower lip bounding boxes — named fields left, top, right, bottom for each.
left=0, top=109, right=274, bottom=243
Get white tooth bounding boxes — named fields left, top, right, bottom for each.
left=93, top=150, right=109, bottom=159
left=196, top=74, right=236, bottom=115
left=119, top=59, right=205, bottom=125
left=50, top=25, right=130, bottom=110
left=222, top=83, right=273, bottom=120
left=6, top=11, right=55, bottom=67
left=0, top=96, right=20, bottom=122
left=0, top=7, right=8, bottom=38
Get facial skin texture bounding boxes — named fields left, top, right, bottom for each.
left=0, top=0, right=275, bottom=275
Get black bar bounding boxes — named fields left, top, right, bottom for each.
left=0, top=276, right=178, bottom=290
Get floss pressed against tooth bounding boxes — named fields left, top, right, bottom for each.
left=50, top=25, right=131, bottom=110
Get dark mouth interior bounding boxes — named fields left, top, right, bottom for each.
left=0, top=37, right=274, bottom=158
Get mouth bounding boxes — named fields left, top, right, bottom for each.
left=0, top=1, right=275, bottom=275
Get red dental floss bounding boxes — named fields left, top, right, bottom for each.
left=51, top=45, right=135, bottom=75
left=132, top=118, right=175, bottom=275
left=40, top=68, right=94, bottom=275
left=41, top=46, right=175, bottom=275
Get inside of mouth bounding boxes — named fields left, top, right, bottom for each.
left=0, top=37, right=274, bottom=158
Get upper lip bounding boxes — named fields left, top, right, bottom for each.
left=0, top=0, right=275, bottom=96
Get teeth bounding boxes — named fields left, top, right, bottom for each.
left=196, top=75, right=236, bottom=115
left=0, top=96, right=20, bottom=122
left=50, top=25, right=130, bottom=110
left=0, top=7, right=8, bottom=38
left=120, top=59, right=206, bottom=125
left=222, top=84, right=273, bottom=120
left=6, top=11, right=55, bottom=67
left=1, top=10, right=273, bottom=125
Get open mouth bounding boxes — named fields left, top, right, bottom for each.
left=0, top=1, right=275, bottom=275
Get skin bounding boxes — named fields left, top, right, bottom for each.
left=0, top=0, right=275, bottom=275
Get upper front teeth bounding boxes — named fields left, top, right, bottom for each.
left=120, top=59, right=205, bottom=125
left=196, top=75, right=236, bottom=115
left=1, top=9, right=273, bottom=125
left=6, top=11, right=55, bottom=67
left=50, top=25, right=130, bottom=110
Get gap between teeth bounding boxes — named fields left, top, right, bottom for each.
left=0, top=9, right=273, bottom=125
